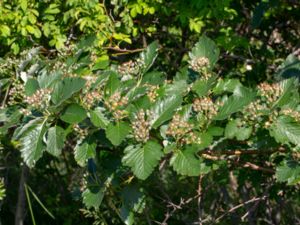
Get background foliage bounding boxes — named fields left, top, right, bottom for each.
left=1, top=0, right=300, bottom=225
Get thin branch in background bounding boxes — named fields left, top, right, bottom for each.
left=102, top=46, right=145, bottom=53
left=197, top=175, right=204, bottom=225
left=1, top=83, right=11, bottom=107
left=215, top=195, right=267, bottom=223
left=242, top=162, right=275, bottom=174
left=15, top=165, right=29, bottom=225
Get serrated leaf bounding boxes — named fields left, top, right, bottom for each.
left=165, top=80, right=188, bottom=96
left=0, top=109, right=22, bottom=136
left=270, top=116, right=300, bottom=145
left=276, top=54, right=300, bottom=80
left=122, top=141, right=163, bottom=180
left=192, top=75, right=217, bottom=97
left=106, top=122, right=131, bottom=146
left=46, top=126, right=65, bottom=157
left=225, top=119, right=252, bottom=141
left=104, top=72, right=120, bottom=97
left=214, top=86, right=256, bottom=120
left=150, top=95, right=182, bottom=129
left=170, top=147, right=209, bottom=176
left=24, top=78, right=39, bottom=96
left=19, top=119, right=48, bottom=167
left=89, top=107, right=109, bottom=128
left=51, top=77, right=86, bottom=105
left=60, top=104, right=86, bottom=124
left=38, top=70, right=62, bottom=88
left=82, top=188, right=105, bottom=209
left=189, top=35, right=220, bottom=69
left=276, top=160, right=300, bottom=185
left=213, top=78, right=242, bottom=94
left=140, top=41, right=159, bottom=73
left=74, top=136, right=96, bottom=166
left=273, top=78, right=299, bottom=108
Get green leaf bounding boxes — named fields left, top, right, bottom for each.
left=170, top=147, right=210, bottom=176
left=121, top=185, right=145, bottom=213
left=120, top=185, right=145, bottom=225
left=276, top=54, right=300, bottom=80
left=46, top=126, right=65, bottom=157
left=150, top=95, right=183, bottom=129
left=270, top=116, right=300, bottom=145
left=106, top=122, right=131, bottom=146
left=82, top=188, right=105, bottom=209
left=25, top=79, right=40, bottom=96
left=213, top=78, right=242, bottom=94
left=273, top=78, right=299, bottom=108
left=0, top=109, right=22, bottom=136
left=20, top=0, right=28, bottom=11
left=141, top=71, right=165, bottom=85
left=165, top=80, right=188, bottom=96
left=214, top=86, right=256, bottom=120
left=122, top=141, right=163, bottom=180
left=38, top=70, right=62, bottom=88
left=104, top=72, right=120, bottom=97
left=1, top=25, right=11, bottom=37
left=51, top=77, right=86, bottom=105
left=189, top=35, right=220, bottom=69
left=60, top=104, right=87, bottom=124
left=276, top=160, right=300, bottom=185
left=224, top=119, right=252, bottom=141
left=192, top=75, right=217, bottom=97
left=89, top=107, right=109, bottom=128
left=19, top=119, right=48, bottom=168
left=74, top=137, right=96, bottom=166
left=139, top=41, right=159, bottom=73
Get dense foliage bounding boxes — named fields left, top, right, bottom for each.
left=1, top=0, right=300, bottom=225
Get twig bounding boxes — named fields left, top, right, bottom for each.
left=102, top=46, right=145, bottom=53
left=197, top=175, right=204, bottom=225
left=243, top=162, right=275, bottom=174
left=215, top=196, right=267, bottom=223
left=1, top=83, right=11, bottom=107
left=200, top=147, right=286, bottom=156
left=15, top=165, right=29, bottom=225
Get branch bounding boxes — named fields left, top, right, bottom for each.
left=242, top=162, right=275, bottom=174
left=200, top=147, right=286, bottom=157
left=102, top=46, right=145, bottom=53
left=197, top=175, right=204, bottom=225
left=215, top=195, right=267, bottom=223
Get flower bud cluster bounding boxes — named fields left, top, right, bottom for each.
left=118, top=58, right=144, bottom=76
left=166, top=114, right=201, bottom=145
left=132, top=110, right=151, bottom=143
left=73, top=124, right=88, bottom=140
left=20, top=108, right=31, bottom=116
left=83, top=76, right=98, bottom=92
left=7, top=81, right=25, bottom=106
left=243, top=100, right=265, bottom=121
left=281, top=108, right=300, bottom=122
left=24, top=89, right=51, bottom=109
left=68, top=168, right=86, bottom=192
left=106, top=92, right=129, bottom=120
left=258, top=82, right=283, bottom=103
left=193, top=97, right=220, bottom=119
left=146, top=85, right=159, bottom=102
left=82, top=91, right=102, bottom=109
left=53, top=61, right=68, bottom=72
left=189, top=57, right=210, bottom=72
left=166, top=114, right=193, bottom=139
left=181, top=132, right=202, bottom=145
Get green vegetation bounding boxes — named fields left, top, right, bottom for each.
left=1, top=0, right=300, bottom=224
